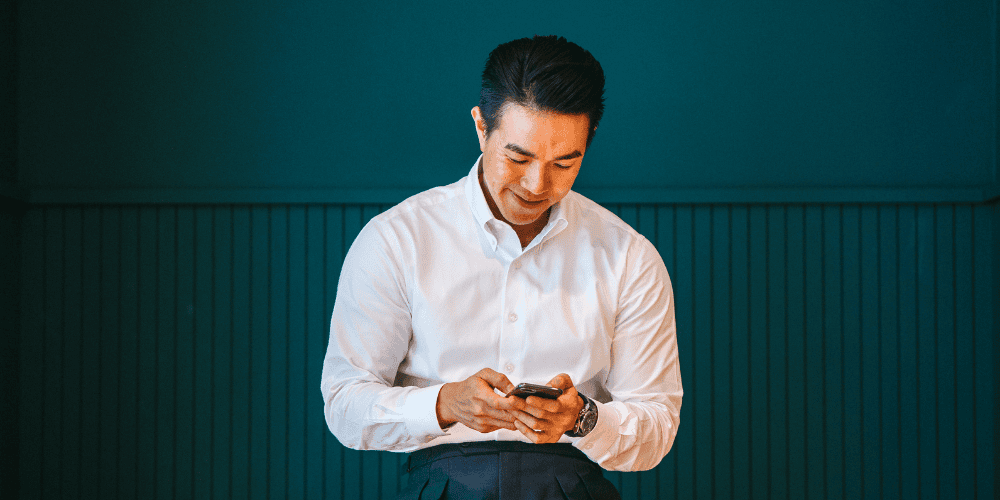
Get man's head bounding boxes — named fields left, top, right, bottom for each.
left=472, top=36, right=605, bottom=237
left=478, top=35, right=605, bottom=148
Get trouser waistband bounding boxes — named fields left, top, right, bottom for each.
left=405, top=441, right=590, bottom=473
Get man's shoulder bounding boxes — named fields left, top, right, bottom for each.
left=562, top=190, right=644, bottom=243
left=370, top=176, right=468, bottom=226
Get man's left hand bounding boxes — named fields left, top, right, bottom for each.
left=511, top=373, right=585, bottom=444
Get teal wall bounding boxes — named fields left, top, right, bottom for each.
left=12, top=0, right=999, bottom=202
left=7, top=0, right=1000, bottom=499
left=14, top=202, right=999, bottom=499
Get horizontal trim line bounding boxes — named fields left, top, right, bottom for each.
left=22, top=185, right=1000, bottom=205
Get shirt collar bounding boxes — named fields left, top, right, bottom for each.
left=463, top=155, right=571, bottom=251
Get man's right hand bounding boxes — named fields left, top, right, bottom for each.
left=436, top=368, right=528, bottom=432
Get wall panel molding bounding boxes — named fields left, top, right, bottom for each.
left=23, top=185, right=1000, bottom=205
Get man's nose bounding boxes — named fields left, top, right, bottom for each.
left=520, top=161, right=548, bottom=194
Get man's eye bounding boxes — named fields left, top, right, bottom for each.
left=508, top=157, right=528, bottom=164
left=555, top=164, right=571, bottom=169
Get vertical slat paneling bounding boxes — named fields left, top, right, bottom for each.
left=729, top=205, right=750, bottom=499
left=953, top=205, right=975, bottom=500
left=859, top=205, right=880, bottom=500
left=841, top=206, right=863, bottom=500
left=99, top=207, right=121, bottom=498
left=286, top=206, right=307, bottom=498
left=747, top=205, right=768, bottom=500
left=249, top=206, right=271, bottom=500
left=305, top=205, right=327, bottom=499
left=268, top=206, right=289, bottom=499
left=192, top=207, right=214, bottom=499
left=916, top=205, right=937, bottom=500
left=155, top=207, right=176, bottom=500
left=117, top=208, right=138, bottom=498
left=212, top=207, right=233, bottom=499
left=973, top=204, right=995, bottom=500
left=16, top=201, right=998, bottom=499
left=692, top=205, right=713, bottom=500
left=878, top=206, right=900, bottom=500
left=767, top=205, right=788, bottom=500
left=18, top=208, right=44, bottom=499
left=711, top=205, right=732, bottom=500
left=135, top=207, right=158, bottom=499
left=785, top=206, right=805, bottom=500
left=80, top=207, right=101, bottom=497
left=803, top=205, right=825, bottom=500
left=173, top=207, right=194, bottom=499
left=231, top=207, right=252, bottom=499
left=822, top=205, right=844, bottom=500
left=935, top=205, right=957, bottom=499
left=897, top=205, right=920, bottom=499
left=41, top=207, right=65, bottom=499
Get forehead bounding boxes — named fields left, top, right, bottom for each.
left=494, top=103, right=590, bottom=152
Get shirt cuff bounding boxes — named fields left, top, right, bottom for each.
left=403, top=383, right=451, bottom=440
left=571, top=399, right=619, bottom=460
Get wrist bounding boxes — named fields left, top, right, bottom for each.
left=436, top=383, right=456, bottom=428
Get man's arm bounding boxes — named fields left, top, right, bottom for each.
left=569, top=235, right=683, bottom=471
left=320, top=219, right=446, bottom=450
left=320, top=219, right=527, bottom=450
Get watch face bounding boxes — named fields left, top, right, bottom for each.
left=581, top=409, right=598, bottom=433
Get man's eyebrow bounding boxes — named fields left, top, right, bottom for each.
left=504, top=143, right=582, bottom=161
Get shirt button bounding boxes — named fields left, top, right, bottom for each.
left=508, top=312, right=518, bottom=322
left=504, top=363, right=514, bottom=373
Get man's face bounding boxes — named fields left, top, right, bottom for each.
left=473, top=103, right=591, bottom=228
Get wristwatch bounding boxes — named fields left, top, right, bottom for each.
left=566, top=392, right=598, bottom=437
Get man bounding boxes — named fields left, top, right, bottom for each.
left=321, top=35, right=682, bottom=499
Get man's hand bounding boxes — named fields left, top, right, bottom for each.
left=511, top=373, right=585, bottom=444
left=436, top=368, right=528, bottom=433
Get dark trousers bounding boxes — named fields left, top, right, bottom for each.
left=400, top=441, right=622, bottom=500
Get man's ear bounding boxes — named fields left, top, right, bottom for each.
left=471, top=106, right=487, bottom=152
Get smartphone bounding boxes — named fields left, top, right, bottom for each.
left=505, top=382, right=563, bottom=400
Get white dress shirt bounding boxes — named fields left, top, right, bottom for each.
left=320, top=157, right=683, bottom=472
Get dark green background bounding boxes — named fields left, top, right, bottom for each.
left=2, top=1, right=998, bottom=499
left=4, top=0, right=997, bottom=198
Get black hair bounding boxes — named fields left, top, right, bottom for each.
left=479, top=35, right=605, bottom=148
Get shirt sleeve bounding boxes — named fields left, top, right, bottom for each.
left=320, top=218, right=449, bottom=451
left=571, top=235, right=683, bottom=471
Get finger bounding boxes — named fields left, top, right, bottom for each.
left=474, top=416, right=517, bottom=432
left=514, top=419, right=541, bottom=443
left=492, top=392, right=527, bottom=412
left=475, top=402, right=518, bottom=422
left=524, top=396, right=560, bottom=413
left=546, top=373, right=574, bottom=390
left=511, top=409, right=547, bottom=430
left=477, top=368, right=516, bottom=394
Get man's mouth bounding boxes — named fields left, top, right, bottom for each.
left=514, top=194, right=546, bottom=206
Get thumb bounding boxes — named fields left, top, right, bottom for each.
left=547, top=373, right=574, bottom=390
left=478, top=368, right=515, bottom=394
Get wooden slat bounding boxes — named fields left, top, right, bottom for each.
left=268, top=206, right=289, bottom=499
left=232, top=207, right=253, bottom=498
left=192, top=206, right=214, bottom=499
left=249, top=206, right=272, bottom=500
left=786, top=205, right=805, bottom=500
